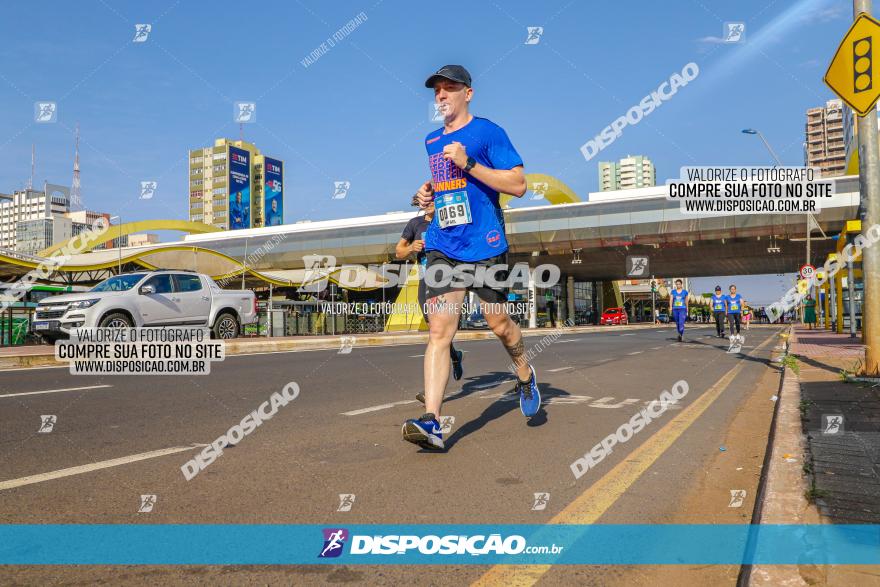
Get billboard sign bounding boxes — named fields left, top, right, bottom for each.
left=228, top=146, right=251, bottom=230
left=264, top=157, right=283, bottom=227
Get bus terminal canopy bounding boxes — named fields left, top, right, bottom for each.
left=0, top=174, right=861, bottom=287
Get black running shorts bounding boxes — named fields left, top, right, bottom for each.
left=423, top=250, right=509, bottom=304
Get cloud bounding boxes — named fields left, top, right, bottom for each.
left=696, top=0, right=837, bottom=90
left=798, top=4, right=847, bottom=23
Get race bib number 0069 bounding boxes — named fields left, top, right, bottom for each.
left=437, top=191, right=472, bottom=229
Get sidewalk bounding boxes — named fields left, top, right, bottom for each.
left=791, top=326, right=880, bottom=525
left=750, top=326, right=879, bottom=586
left=0, top=321, right=666, bottom=370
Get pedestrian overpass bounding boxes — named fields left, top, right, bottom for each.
left=0, top=174, right=860, bottom=286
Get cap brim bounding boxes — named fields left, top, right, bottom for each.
left=424, top=74, right=468, bottom=88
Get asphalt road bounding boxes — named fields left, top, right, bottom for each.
left=0, top=324, right=783, bottom=586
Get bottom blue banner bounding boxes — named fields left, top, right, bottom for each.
left=1, top=524, right=878, bottom=565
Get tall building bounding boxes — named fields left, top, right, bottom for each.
left=0, top=184, right=70, bottom=250
left=16, top=217, right=73, bottom=255
left=805, top=99, right=847, bottom=177
left=188, top=138, right=284, bottom=230
left=65, top=210, right=127, bottom=249
left=0, top=184, right=124, bottom=253
left=598, top=155, right=656, bottom=191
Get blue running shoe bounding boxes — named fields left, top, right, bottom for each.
left=515, top=365, right=541, bottom=417
left=402, top=413, right=444, bottom=450
left=451, top=347, right=464, bottom=381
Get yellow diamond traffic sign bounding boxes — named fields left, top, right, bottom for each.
left=825, top=12, right=880, bottom=116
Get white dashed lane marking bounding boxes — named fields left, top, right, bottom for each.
left=341, top=400, right=418, bottom=416
left=0, top=385, right=112, bottom=399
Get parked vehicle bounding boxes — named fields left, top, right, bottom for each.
left=657, top=313, right=670, bottom=323
left=31, top=270, right=258, bottom=341
left=464, top=313, right=488, bottom=329
left=600, top=307, right=628, bottom=325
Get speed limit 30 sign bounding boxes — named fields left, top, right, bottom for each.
left=800, top=264, right=816, bottom=279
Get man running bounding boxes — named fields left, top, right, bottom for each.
left=395, top=198, right=464, bottom=383
left=710, top=285, right=726, bottom=338
left=725, top=285, right=745, bottom=343
left=669, top=279, right=688, bottom=342
left=402, top=64, right=539, bottom=451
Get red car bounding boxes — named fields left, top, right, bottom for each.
left=601, top=307, right=628, bottom=325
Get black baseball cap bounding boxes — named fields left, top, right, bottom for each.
left=425, top=64, right=472, bottom=88
left=715, top=285, right=722, bottom=291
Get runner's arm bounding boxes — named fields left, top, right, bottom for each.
left=394, top=237, right=413, bottom=260
left=468, top=163, right=527, bottom=197
left=442, top=142, right=526, bottom=196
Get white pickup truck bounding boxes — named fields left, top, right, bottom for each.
left=32, top=270, right=258, bottom=340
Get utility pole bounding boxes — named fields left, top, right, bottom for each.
left=855, top=0, right=879, bottom=374
left=118, top=216, right=122, bottom=274
left=848, top=257, right=858, bottom=338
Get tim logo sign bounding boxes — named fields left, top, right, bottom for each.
left=318, top=528, right=349, bottom=558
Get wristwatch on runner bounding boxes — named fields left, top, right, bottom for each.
left=463, top=156, right=476, bottom=172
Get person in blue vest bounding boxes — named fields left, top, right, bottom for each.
left=669, top=279, right=689, bottom=342
left=710, top=285, right=727, bottom=338
left=725, top=285, right=746, bottom=343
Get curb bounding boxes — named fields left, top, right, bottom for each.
left=0, top=323, right=664, bottom=371
left=745, top=328, right=820, bottom=587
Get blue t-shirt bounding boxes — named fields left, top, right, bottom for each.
left=671, top=289, right=688, bottom=310
left=726, top=293, right=743, bottom=314
left=423, top=117, right=523, bottom=262
left=711, top=294, right=726, bottom=312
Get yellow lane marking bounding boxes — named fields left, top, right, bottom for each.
left=472, top=331, right=778, bottom=586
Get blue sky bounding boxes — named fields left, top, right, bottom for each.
left=0, top=0, right=853, bottom=303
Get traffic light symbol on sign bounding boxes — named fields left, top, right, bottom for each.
left=824, top=13, right=880, bottom=116
left=854, top=36, right=872, bottom=94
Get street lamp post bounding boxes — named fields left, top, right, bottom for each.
left=741, top=128, right=783, bottom=166
left=742, top=128, right=822, bottom=320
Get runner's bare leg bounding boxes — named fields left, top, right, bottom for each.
left=483, top=301, right=530, bottom=382
left=424, top=289, right=466, bottom=416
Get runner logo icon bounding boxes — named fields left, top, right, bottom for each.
left=727, top=334, right=744, bottom=353
left=337, top=494, right=356, bottom=512
left=728, top=489, right=746, bottom=508
left=439, top=415, right=455, bottom=433
left=626, top=256, right=649, bottom=277
left=822, top=415, right=844, bottom=435
left=319, top=528, right=349, bottom=558
left=531, top=492, right=550, bottom=511
left=38, top=415, right=57, bottom=433
left=138, top=494, right=157, bottom=513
